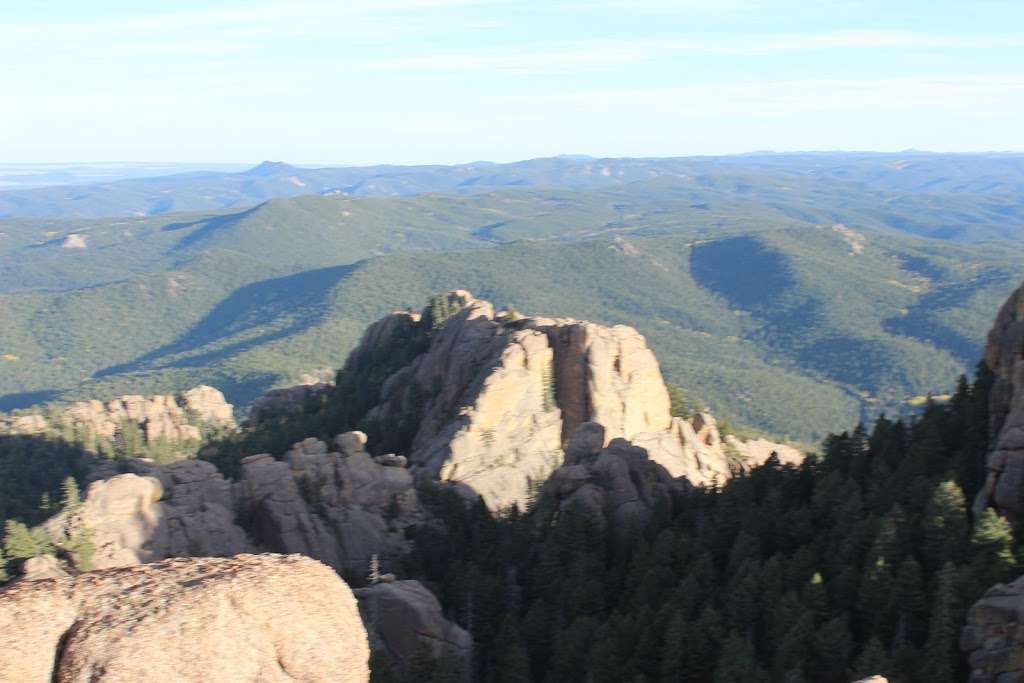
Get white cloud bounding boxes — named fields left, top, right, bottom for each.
left=499, top=75, right=1024, bottom=117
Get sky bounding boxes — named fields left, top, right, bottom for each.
left=2, top=0, right=1023, bottom=164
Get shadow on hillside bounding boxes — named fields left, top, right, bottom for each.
left=161, top=205, right=258, bottom=251
left=94, top=264, right=357, bottom=377
left=689, top=235, right=797, bottom=312
left=0, top=389, right=60, bottom=412
left=883, top=269, right=1012, bottom=366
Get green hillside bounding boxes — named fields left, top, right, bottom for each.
left=3, top=223, right=1021, bottom=443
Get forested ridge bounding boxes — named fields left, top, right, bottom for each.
left=393, top=367, right=1014, bottom=682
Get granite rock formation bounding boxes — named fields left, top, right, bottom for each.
left=343, top=291, right=801, bottom=509
left=0, top=554, right=369, bottom=683
left=974, top=282, right=1024, bottom=519
left=356, top=580, right=472, bottom=674
left=0, top=385, right=236, bottom=454
left=961, top=574, right=1024, bottom=682
left=239, top=433, right=422, bottom=573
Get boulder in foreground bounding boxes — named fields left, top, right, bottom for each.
left=0, top=553, right=369, bottom=683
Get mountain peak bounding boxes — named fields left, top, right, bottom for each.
left=244, top=160, right=296, bottom=176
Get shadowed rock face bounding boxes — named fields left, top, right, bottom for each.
left=356, top=580, right=472, bottom=673
left=347, top=291, right=801, bottom=510
left=973, top=282, right=1024, bottom=518
left=0, top=554, right=370, bottom=683
left=961, top=575, right=1024, bottom=682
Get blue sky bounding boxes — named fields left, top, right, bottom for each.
left=2, top=0, right=1023, bottom=164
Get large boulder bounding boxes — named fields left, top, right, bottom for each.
left=344, top=291, right=800, bottom=510
left=0, top=554, right=370, bottom=683
left=961, top=574, right=1024, bottom=681
left=356, top=579, right=471, bottom=673
left=973, top=281, right=1024, bottom=518
left=538, top=423, right=687, bottom=537
left=238, top=434, right=422, bottom=573
left=43, top=458, right=251, bottom=570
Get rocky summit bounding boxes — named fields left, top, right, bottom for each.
left=345, top=290, right=801, bottom=509
left=0, top=554, right=370, bottom=683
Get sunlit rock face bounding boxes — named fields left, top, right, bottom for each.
left=345, top=291, right=801, bottom=510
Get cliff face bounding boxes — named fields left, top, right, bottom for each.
left=345, top=291, right=801, bottom=509
left=0, top=554, right=370, bottom=683
left=973, top=283, right=1024, bottom=518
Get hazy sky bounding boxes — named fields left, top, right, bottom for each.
left=3, top=0, right=1023, bottom=164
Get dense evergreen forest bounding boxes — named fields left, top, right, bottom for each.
left=388, top=366, right=1015, bottom=682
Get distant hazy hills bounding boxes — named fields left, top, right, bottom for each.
left=2, top=159, right=1022, bottom=442
left=2, top=152, right=1023, bottom=222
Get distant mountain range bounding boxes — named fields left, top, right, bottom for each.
left=2, top=155, right=1023, bottom=442
left=2, top=152, right=1023, bottom=220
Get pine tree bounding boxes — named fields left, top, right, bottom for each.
left=811, top=615, right=853, bottom=681
left=921, top=481, right=968, bottom=571
left=714, top=630, right=765, bottom=683
left=60, top=476, right=81, bottom=511
left=919, top=563, right=958, bottom=683
left=3, top=520, right=41, bottom=561
left=967, top=508, right=1016, bottom=595
left=852, top=636, right=891, bottom=681
left=659, top=613, right=686, bottom=682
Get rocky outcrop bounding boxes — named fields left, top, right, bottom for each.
left=0, top=554, right=370, bottom=683
left=538, top=423, right=687, bottom=536
left=0, top=385, right=236, bottom=456
left=239, top=434, right=422, bottom=573
left=42, top=458, right=251, bottom=570
left=344, top=291, right=801, bottom=510
left=973, top=282, right=1024, bottom=518
left=961, top=574, right=1024, bottom=681
left=24, top=431, right=420, bottom=577
left=356, top=580, right=471, bottom=673
left=246, top=381, right=335, bottom=426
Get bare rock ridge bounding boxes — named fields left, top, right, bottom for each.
left=346, top=290, right=801, bottom=509
left=0, top=554, right=370, bottom=683
left=961, top=575, right=1024, bottom=682
left=974, top=282, right=1024, bottom=518
left=0, top=384, right=235, bottom=455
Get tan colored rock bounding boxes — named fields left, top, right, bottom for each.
left=355, top=580, right=471, bottom=672
left=0, top=554, right=370, bottom=683
left=344, top=291, right=800, bottom=510
left=0, top=385, right=236, bottom=459
left=851, top=677, right=889, bottom=683
left=962, top=574, right=1024, bottom=681
left=973, top=281, right=1024, bottom=518
left=43, top=459, right=251, bottom=570
left=19, top=555, right=68, bottom=581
